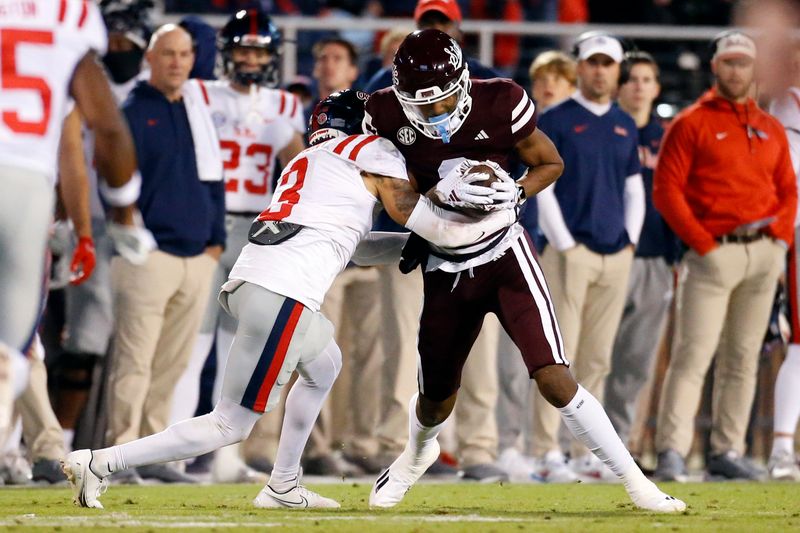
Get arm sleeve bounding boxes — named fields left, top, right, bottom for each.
left=624, top=173, right=646, bottom=245
left=351, top=231, right=410, bottom=266
left=404, top=196, right=516, bottom=249
left=536, top=183, right=575, bottom=251
left=652, top=115, right=717, bottom=254
left=767, top=125, right=799, bottom=242
left=208, top=180, right=226, bottom=247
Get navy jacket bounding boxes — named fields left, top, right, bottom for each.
left=538, top=99, right=641, bottom=254
left=123, top=81, right=226, bottom=257
left=635, top=113, right=679, bottom=263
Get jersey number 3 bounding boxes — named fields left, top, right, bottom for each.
left=258, top=156, right=308, bottom=222
left=1, top=29, right=54, bottom=136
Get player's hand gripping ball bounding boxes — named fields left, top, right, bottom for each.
left=434, top=160, right=518, bottom=217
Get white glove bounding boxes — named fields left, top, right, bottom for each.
left=107, top=211, right=157, bottom=265
left=434, top=160, right=496, bottom=209
left=460, top=160, right=520, bottom=213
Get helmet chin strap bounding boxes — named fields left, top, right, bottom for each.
left=430, top=113, right=451, bottom=143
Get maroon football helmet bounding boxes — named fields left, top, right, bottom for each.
left=391, top=29, right=472, bottom=142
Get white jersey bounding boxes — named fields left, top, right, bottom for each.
left=0, top=0, right=107, bottom=182
left=770, top=87, right=800, bottom=225
left=196, top=80, right=306, bottom=213
left=230, top=134, right=407, bottom=310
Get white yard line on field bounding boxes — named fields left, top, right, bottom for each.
left=1, top=512, right=530, bottom=528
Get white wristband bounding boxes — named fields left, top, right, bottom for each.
left=99, top=171, right=142, bottom=207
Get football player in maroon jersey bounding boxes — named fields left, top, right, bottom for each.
left=365, top=29, right=686, bottom=513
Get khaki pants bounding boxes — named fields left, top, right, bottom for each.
left=107, top=250, right=217, bottom=445
left=307, top=266, right=381, bottom=458
left=532, top=244, right=633, bottom=457
left=18, top=356, right=64, bottom=461
left=656, top=239, right=785, bottom=456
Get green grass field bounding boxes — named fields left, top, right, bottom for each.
left=0, top=482, right=797, bottom=532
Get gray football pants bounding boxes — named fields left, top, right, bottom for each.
left=0, top=165, right=53, bottom=351
left=604, top=257, right=673, bottom=444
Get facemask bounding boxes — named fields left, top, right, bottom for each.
left=103, top=49, right=144, bottom=84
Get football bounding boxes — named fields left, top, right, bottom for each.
left=459, top=164, right=502, bottom=217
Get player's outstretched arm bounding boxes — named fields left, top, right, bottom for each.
left=515, top=128, right=564, bottom=198
left=69, top=52, right=137, bottom=195
left=365, top=173, right=516, bottom=248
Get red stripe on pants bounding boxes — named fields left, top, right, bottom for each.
left=253, top=303, right=303, bottom=412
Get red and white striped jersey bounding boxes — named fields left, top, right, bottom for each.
left=229, top=134, right=407, bottom=310
left=0, top=0, right=107, bottom=181
left=192, top=79, right=305, bottom=213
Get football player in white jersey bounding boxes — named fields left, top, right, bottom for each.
left=170, top=9, right=307, bottom=482
left=63, top=89, right=519, bottom=509
left=0, top=0, right=139, bottom=438
left=768, top=52, right=800, bottom=481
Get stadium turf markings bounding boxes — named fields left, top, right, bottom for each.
left=0, top=482, right=797, bottom=531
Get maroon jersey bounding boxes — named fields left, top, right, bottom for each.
left=364, top=78, right=537, bottom=193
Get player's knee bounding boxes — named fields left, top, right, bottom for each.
left=533, top=364, right=578, bottom=408
left=212, top=398, right=261, bottom=443
left=298, top=339, right=341, bottom=390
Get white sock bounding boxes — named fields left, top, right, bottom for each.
left=62, top=429, right=75, bottom=453
left=91, top=398, right=259, bottom=478
left=269, top=340, right=342, bottom=490
left=169, top=332, right=214, bottom=425
left=558, top=385, right=635, bottom=477
left=772, top=345, right=800, bottom=456
left=407, top=393, right=446, bottom=458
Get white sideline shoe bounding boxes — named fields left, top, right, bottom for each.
left=253, top=482, right=340, bottom=509
left=570, top=454, right=619, bottom=483
left=533, top=450, right=578, bottom=483
left=369, top=440, right=440, bottom=508
left=497, top=447, right=540, bottom=483
left=62, top=450, right=107, bottom=509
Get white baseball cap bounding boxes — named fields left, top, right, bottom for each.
left=713, top=31, right=756, bottom=60
left=576, top=34, right=624, bottom=63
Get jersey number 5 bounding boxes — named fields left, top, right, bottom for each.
left=258, top=156, right=308, bottom=222
left=1, top=29, right=53, bottom=136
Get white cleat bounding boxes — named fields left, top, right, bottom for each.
left=61, top=450, right=107, bottom=509
left=253, top=483, right=340, bottom=509
left=625, top=479, right=687, bottom=513
left=369, top=440, right=440, bottom=509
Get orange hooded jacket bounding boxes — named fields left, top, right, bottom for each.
left=653, top=88, right=797, bottom=255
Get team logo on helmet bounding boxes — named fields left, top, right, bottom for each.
left=444, top=43, right=462, bottom=68
left=397, top=126, right=416, bottom=145
left=317, top=113, right=328, bottom=125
